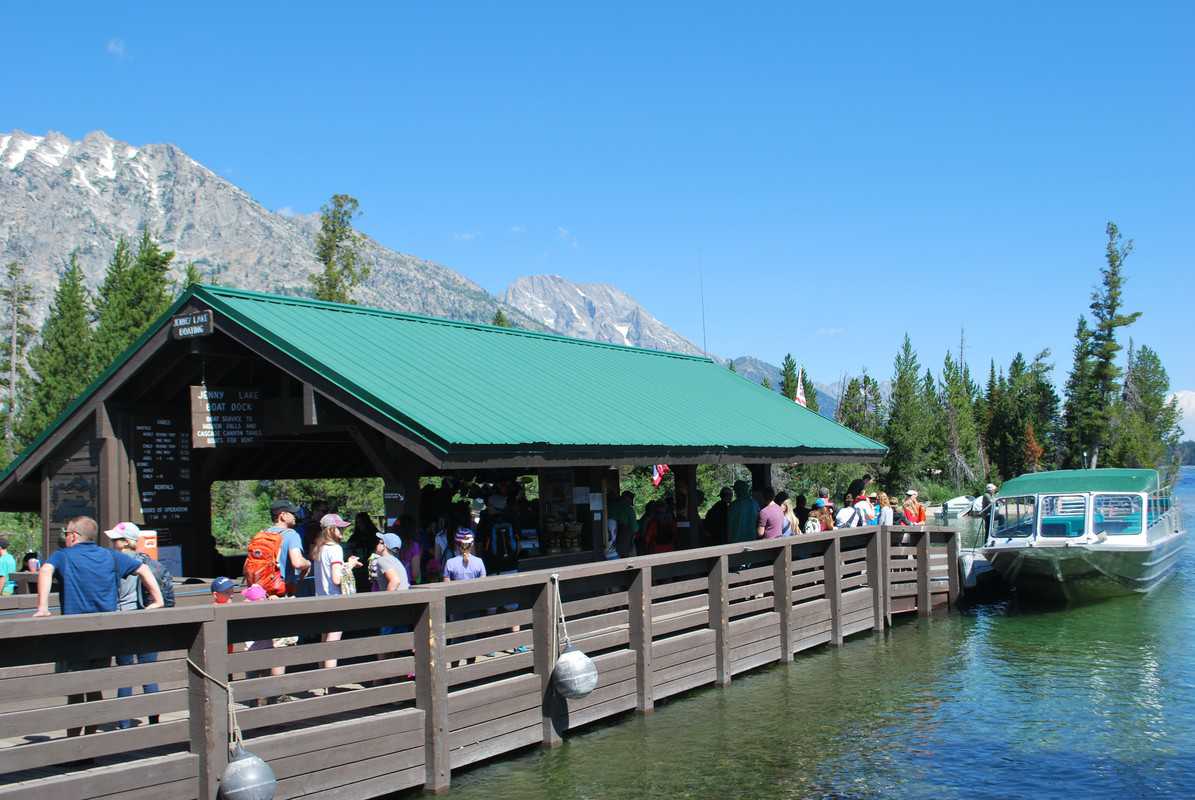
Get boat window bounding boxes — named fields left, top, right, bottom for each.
left=1038, top=494, right=1087, bottom=538
left=993, top=496, right=1036, bottom=538
left=1094, top=494, right=1144, bottom=536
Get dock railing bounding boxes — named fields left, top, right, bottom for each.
left=0, top=524, right=958, bottom=799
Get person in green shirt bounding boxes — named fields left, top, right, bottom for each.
left=609, top=491, right=639, bottom=558
left=0, top=537, right=16, bottom=595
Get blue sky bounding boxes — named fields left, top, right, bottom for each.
left=3, top=1, right=1192, bottom=394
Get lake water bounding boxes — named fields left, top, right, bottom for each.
left=442, top=467, right=1195, bottom=800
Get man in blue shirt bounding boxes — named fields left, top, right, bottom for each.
left=33, top=515, right=164, bottom=736
left=268, top=499, right=310, bottom=595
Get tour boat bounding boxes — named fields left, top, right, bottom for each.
left=981, top=468, right=1186, bottom=601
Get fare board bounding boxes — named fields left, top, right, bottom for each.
left=190, top=386, right=265, bottom=448
left=132, top=416, right=192, bottom=544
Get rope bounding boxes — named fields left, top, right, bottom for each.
left=550, top=573, right=570, bottom=652
left=187, top=657, right=244, bottom=754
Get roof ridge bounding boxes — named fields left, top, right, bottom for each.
left=194, top=284, right=716, bottom=363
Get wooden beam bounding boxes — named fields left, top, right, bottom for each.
left=189, top=616, right=229, bottom=800
left=628, top=566, right=654, bottom=712
left=916, top=529, right=931, bottom=617
left=826, top=537, right=843, bottom=646
left=867, top=527, right=885, bottom=632
left=772, top=542, right=793, bottom=661
left=415, top=597, right=449, bottom=793
left=531, top=578, right=563, bottom=746
left=708, top=555, right=731, bottom=686
left=302, top=382, right=318, bottom=426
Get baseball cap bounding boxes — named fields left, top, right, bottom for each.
left=270, top=499, right=295, bottom=515
left=242, top=584, right=268, bottom=602
left=0, top=537, right=8, bottom=550
left=813, top=498, right=826, bottom=508
left=320, top=513, right=350, bottom=529
left=104, top=521, right=146, bottom=542
left=376, top=531, right=402, bottom=551
left=211, top=576, right=236, bottom=594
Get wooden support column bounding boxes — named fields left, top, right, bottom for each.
left=916, top=530, right=931, bottom=618
left=708, top=555, right=731, bottom=686
left=772, top=542, right=793, bottom=661
left=189, top=615, right=229, bottom=800
left=96, top=405, right=122, bottom=536
left=415, top=597, right=450, bottom=793
left=946, top=530, right=961, bottom=607
left=672, top=464, right=700, bottom=549
left=866, top=528, right=885, bottom=632
left=880, top=524, right=892, bottom=626
left=532, top=578, right=563, bottom=746
left=40, top=467, right=52, bottom=557
left=746, top=463, right=772, bottom=491
left=628, top=565, right=654, bottom=712
left=826, top=536, right=843, bottom=646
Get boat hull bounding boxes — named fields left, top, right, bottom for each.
left=982, top=530, right=1186, bottom=602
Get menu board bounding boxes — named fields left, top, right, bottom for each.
left=133, top=416, right=192, bottom=544
left=190, top=385, right=264, bottom=448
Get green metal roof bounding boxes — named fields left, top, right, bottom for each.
left=200, top=285, right=886, bottom=460
left=0, top=285, right=886, bottom=483
left=997, top=469, right=1161, bottom=497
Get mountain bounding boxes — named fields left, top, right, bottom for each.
left=502, top=274, right=840, bottom=415
left=0, top=129, right=539, bottom=329
left=502, top=275, right=705, bottom=355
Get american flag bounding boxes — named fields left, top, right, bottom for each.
left=651, top=464, right=671, bottom=487
left=795, top=369, right=807, bottom=407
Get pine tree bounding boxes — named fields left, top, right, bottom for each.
left=311, top=194, right=369, bottom=303
left=799, top=367, right=820, bottom=413
left=183, top=262, right=203, bottom=290
left=0, top=263, right=36, bottom=457
left=779, top=354, right=798, bottom=400
left=1084, top=221, right=1141, bottom=467
left=761, top=375, right=772, bottom=390
left=1106, top=344, right=1181, bottom=470
left=16, top=256, right=96, bottom=444
left=94, top=232, right=174, bottom=369
left=1024, top=421, right=1045, bottom=473
left=884, top=335, right=928, bottom=489
left=728, top=361, right=737, bottom=373
left=1061, top=316, right=1097, bottom=468
left=491, top=309, right=511, bottom=328
left=939, top=349, right=979, bottom=487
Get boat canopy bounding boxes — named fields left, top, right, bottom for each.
left=997, top=468, right=1160, bottom=498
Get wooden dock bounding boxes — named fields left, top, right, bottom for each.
left=0, top=525, right=959, bottom=799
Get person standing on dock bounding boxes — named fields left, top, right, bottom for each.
left=33, top=516, right=164, bottom=736
left=979, top=483, right=997, bottom=535
left=0, top=537, right=15, bottom=595
left=902, top=490, right=926, bottom=525
left=106, top=522, right=165, bottom=729
left=756, top=487, right=785, bottom=539
left=728, top=480, right=760, bottom=543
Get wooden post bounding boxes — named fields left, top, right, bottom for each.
left=532, top=578, right=564, bottom=745
left=916, top=530, right=931, bottom=618
left=880, top=524, right=892, bottom=626
left=946, top=529, right=961, bottom=607
left=415, top=597, right=450, bottom=793
left=826, top=536, right=843, bottom=646
left=628, top=566, right=654, bottom=713
left=866, top=528, right=884, bottom=633
left=189, top=616, right=229, bottom=800
left=708, top=555, right=731, bottom=686
left=772, top=542, right=793, bottom=661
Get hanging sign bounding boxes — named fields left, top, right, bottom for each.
left=170, top=310, right=213, bottom=339
left=190, top=386, right=265, bottom=448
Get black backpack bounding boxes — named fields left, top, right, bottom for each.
left=135, top=552, right=176, bottom=608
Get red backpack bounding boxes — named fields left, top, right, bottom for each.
left=243, top=529, right=287, bottom=597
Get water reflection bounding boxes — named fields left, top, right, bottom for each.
left=441, top=469, right=1195, bottom=800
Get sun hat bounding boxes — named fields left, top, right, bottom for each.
left=104, top=521, right=147, bottom=542
left=320, top=513, right=351, bottom=529
left=377, top=531, right=402, bottom=551
left=906, top=489, right=918, bottom=497
left=242, top=584, right=268, bottom=602
left=986, top=483, right=996, bottom=493
left=211, top=576, right=236, bottom=594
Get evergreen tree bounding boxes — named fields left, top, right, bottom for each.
left=16, top=256, right=96, bottom=444
left=1106, top=344, right=1181, bottom=470
left=491, top=309, right=511, bottom=328
left=1024, top=421, right=1045, bottom=473
left=939, top=349, right=979, bottom=487
left=0, top=263, right=36, bottom=456
left=183, top=262, right=204, bottom=290
left=728, top=361, right=737, bottom=373
left=779, top=354, right=798, bottom=401
left=94, top=232, right=175, bottom=369
left=1061, top=316, right=1098, bottom=468
left=799, top=367, right=820, bottom=413
left=761, top=375, right=772, bottom=390
left=1083, top=221, right=1141, bottom=467
left=883, top=335, right=928, bottom=489
left=311, top=194, right=368, bottom=303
